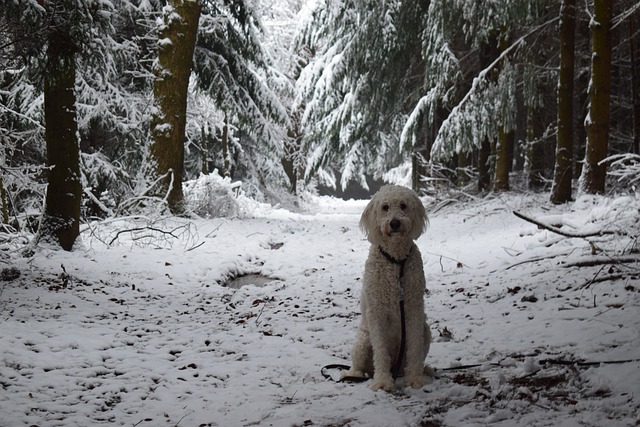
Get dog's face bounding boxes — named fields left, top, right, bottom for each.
left=360, top=185, right=428, bottom=245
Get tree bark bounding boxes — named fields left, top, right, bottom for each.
left=221, top=113, right=231, bottom=177
left=201, top=124, right=210, bottom=175
left=493, top=127, right=512, bottom=191
left=150, top=0, right=201, bottom=214
left=551, top=0, right=576, bottom=204
left=630, top=13, right=640, bottom=154
left=456, top=150, right=472, bottom=187
left=493, top=32, right=513, bottom=192
left=0, top=175, right=8, bottom=225
left=580, top=0, right=612, bottom=194
left=40, top=24, right=81, bottom=251
left=478, top=137, right=492, bottom=191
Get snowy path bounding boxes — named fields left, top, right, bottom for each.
left=1, top=194, right=639, bottom=426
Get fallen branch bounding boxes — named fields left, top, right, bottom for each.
left=505, top=252, right=573, bottom=270
left=564, top=256, right=639, bottom=268
left=513, top=211, right=616, bottom=238
left=580, top=274, right=625, bottom=289
left=108, top=225, right=180, bottom=246
left=539, top=358, right=640, bottom=367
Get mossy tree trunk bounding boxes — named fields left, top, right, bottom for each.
left=580, top=0, right=612, bottom=194
left=40, top=24, right=81, bottom=251
left=150, top=0, right=201, bottom=214
left=551, top=0, right=576, bottom=204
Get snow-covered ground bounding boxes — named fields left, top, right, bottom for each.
left=1, top=189, right=639, bottom=426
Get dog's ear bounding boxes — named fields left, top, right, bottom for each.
left=410, top=195, right=428, bottom=240
left=360, top=198, right=379, bottom=244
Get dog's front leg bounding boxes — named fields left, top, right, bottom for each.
left=367, top=312, right=396, bottom=392
left=403, top=306, right=431, bottom=389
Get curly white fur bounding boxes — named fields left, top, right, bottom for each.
left=342, top=185, right=432, bottom=392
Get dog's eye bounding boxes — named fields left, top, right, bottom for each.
left=400, top=203, right=407, bottom=210
left=382, top=204, right=389, bottom=212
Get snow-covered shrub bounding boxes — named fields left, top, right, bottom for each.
left=183, top=171, right=242, bottom=218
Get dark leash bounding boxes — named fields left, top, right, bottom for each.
left=379, top=246, right=409, bottom=380
left=322, top=246, right=410, bottom=383
left=320, top=364, right=368, bottom=383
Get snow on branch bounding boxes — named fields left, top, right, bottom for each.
left=431, top=17, right=559, bottom=161
left=602, top=154, right=640, bottom=186
left=513, top=210, right=616, bottom=239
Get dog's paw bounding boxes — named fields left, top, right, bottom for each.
left=423, top=364, right=437, bottom=378
left=370, top=376, right=396, bottom=392
left=405, top=374, right=432, bottom=389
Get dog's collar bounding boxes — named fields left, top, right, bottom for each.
left=378, top=246, right=411, bottom=267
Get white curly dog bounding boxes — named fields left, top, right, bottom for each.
left=342, top=185, right=432, bottom=392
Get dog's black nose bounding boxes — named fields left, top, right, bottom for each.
left=390, top=219, right=401, bottom=231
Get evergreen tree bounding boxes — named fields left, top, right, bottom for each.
left=294, top=0, right=430, bottom=190
left=427, top=1, right=555, bottom=191
left=184, top=0, right=289, bottom=198
left=79, top=0, right=162, bottom=215
left=0, top=0, right=114, bottom=249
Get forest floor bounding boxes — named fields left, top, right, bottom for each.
left=1, top=190, right=639, bottom=426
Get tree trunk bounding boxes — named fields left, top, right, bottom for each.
left=40, top=26, right=81, bottom=251
left=525, top=76, right=550, bottom=191
left=493, top=127, right=512, bottom=191
left=221, top=113, right=231, bottom=177
left=551, top=0, right=576, bottom=204
left=456, top=150, right=472, bottom=187
left=493, top=32, right=513, bottom=192
left=630, top=14, right=640, bottom=155
left=150, top=0, right=201, bottom=214
left=201, top=124, right=210, bottom=175
left=478, top=137, right=492, bottom=191
left=282, top=121, right=303, bottom=194
left=0, top=175, right=8, bottom=225
left=412, top=144, right=430, bottom=192
left=579, top=0, right=612, bottom=194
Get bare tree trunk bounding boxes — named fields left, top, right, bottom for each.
left=580, top=0, right=612, bottom=194
left=221, top=113, right=231, bottom=177
left=551, top=0, right=576, bottom=204
left=201, top=124, right=210, bottom=175
left=0, top=175, right=8, bottom=225
left=493, top=33, right=513, bottom=192
left=494, top=127, right=512, bottom=191
left=40, top=25, right=81, bottom=251
left=526, top=98, right=546, bottom=190
left=630, top=14, right=640, bottom=154
left=282, top=115, right=303, bottom=194
left=456, top=150, right=472, bottom=187
left=150, top=0, right=200, bottom=214
left=478, top=137, right=492, bottom=191
left=412, top=145, right=430, bottom=192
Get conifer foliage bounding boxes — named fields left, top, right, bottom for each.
left=1, top=0, right=639, bottom=250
